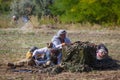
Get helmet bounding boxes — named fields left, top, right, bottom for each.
left=29, top=46, right=38, bottom=53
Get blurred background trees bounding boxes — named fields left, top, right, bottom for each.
left=0, top=0, right=12, bottom=14
left=0, top=0, right=120, bottom=27
left=49, top=0, right=120, bottom=25
left=10, top=0, right=53, bottom=19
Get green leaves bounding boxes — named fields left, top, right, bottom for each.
left=10, top=0, right=53, bottom=18
left=0, top=0, right=12, bottom=14
left=2, top=0, right=120, bottom=26
left=50, top=0, right=120, bottom=25
left=11, top=0, right=34, bottom=17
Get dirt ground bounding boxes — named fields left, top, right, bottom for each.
left=0, top=28, right=120, bottom=80
left=0, top=62, right=120, bottom=80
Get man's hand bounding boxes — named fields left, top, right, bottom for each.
left=62, top=43, right=66, bottom=46
left=62, top=43, right=71, bottom=46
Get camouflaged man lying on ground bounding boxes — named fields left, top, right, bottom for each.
left=62, top=41, right=118, bottom=72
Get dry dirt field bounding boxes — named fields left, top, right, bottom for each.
left=0, top=28, right=120, bottom=80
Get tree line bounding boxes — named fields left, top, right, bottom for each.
left=1, top=0, right=120, bottom=26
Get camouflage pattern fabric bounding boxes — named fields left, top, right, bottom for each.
left=61, top=41, right=97, bottom=72
left=93, top=57, right=118, bottom=70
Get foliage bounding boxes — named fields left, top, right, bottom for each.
left=1, top=0, right=120, bottom=27
left=0, top=0, right=13, bottom=14
left=49, top=0, right=120, bottom=25
left=0, top=15, right=14, bottom=28
left=10, top=0, right=34, bottom=17
left=10, top=0, right=53, bottom=18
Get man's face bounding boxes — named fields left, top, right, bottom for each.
left=60, top=33, right=66, bottom=39
left=96, top=49, right=108, bottom=60
left=50, top=49, right=56, bottom=56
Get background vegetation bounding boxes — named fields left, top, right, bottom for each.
left=0, top=0, right=12, bottom=14
left=50, top=0, right=120, bottom=26
left=0, top=0, right=120, bottom=28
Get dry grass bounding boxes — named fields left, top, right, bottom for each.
left=0, top=27, right=120, bottom=80
left=0, top=16, right=11, bottom=28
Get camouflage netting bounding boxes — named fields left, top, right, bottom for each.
left=61, top=41, right=97, bottom=72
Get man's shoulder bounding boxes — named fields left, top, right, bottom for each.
left=65, top=37, right=70, bottom=40
left=65, top=37, right=71, bottom=42
left=52, top=36, right=59, bottom=41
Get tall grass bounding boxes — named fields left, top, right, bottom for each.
left=0, top=15, right=11, bottom=28
left=0, top=29, right=55, bottom=63
left=0, top=15, right=120, bottom=30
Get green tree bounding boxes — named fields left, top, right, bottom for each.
left=0, top=0, right=13, bottom=14
left=10, top=0, right=53, bottom=18
left=50, top=0, right=120, bottom=25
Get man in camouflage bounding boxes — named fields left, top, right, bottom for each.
left=61, top=41, right=117, bottom=72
